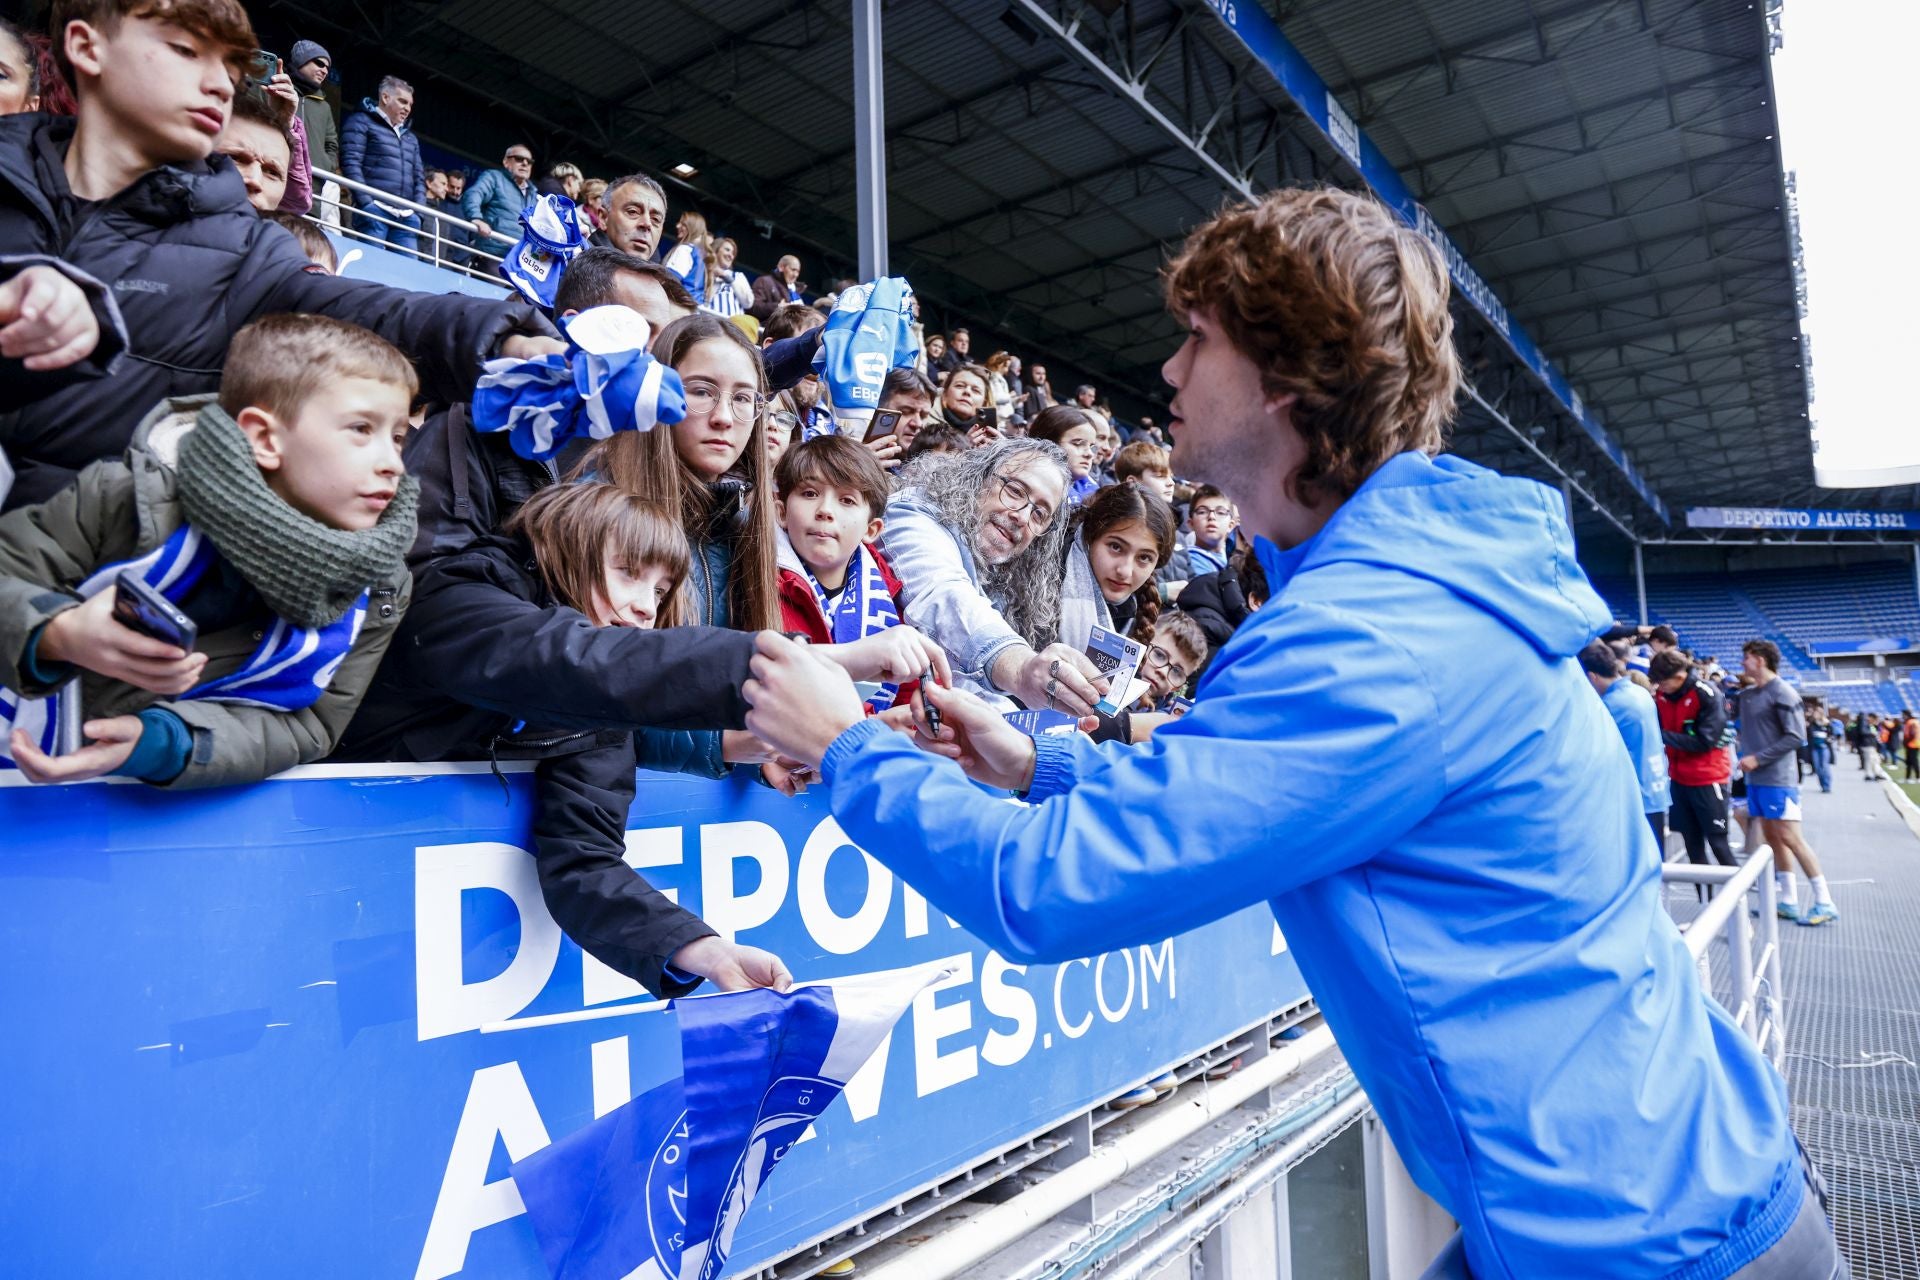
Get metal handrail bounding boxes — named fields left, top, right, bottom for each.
left=306, top=166, right=515, bottom=287
left=1663, top=845, right=1787, bottom=1070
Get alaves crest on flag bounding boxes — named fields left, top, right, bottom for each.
left=511, top=960, right=953, bottom=1280
left=471, top=306, right=687, bottom=461
left=812, top=277, right=918, bottom=437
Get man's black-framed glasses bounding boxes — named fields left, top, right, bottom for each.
left=991, top=474, right=1054, bottom=528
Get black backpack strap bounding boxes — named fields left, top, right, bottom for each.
left=446, top=402, right=473, bottom=522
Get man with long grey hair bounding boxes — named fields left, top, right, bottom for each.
left=881, top=439, right=1108, bottom=714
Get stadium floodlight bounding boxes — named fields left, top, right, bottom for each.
left=671, top=162, right=699, bottom=178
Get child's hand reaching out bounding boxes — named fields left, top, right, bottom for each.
left=8, top=716, right=143, bottom=784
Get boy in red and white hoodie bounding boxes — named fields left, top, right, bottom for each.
left=774, top=435, right=918, bottom=711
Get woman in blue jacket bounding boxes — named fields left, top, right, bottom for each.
left=742, top=190, right=1845, bottom=1279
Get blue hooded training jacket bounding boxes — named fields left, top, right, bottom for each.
left=821, top=452, right=1800, bottom=1279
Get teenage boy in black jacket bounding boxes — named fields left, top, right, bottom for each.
left=0, top=1, right=562, bottom=509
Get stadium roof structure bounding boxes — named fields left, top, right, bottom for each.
left=263, top=0, right=1874, bottom=540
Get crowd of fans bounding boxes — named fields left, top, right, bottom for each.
left=0, top=2, right=1267, bottom=1005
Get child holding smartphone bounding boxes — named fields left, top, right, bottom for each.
left=0, top=314, right=418, bottom=786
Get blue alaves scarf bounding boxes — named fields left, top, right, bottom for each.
left=0, top=525, right=367, bottom=767
left=803, top=544, right=901, bottom=713
left=471, top=306, right=687, bottom=461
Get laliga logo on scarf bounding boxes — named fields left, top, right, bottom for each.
left=504, top=193, right=588, bottom=311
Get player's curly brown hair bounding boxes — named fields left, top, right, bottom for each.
left=1164, top=187, right=1462, bottom=505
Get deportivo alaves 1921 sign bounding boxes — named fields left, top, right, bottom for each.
left=1686, top=506, right=1920, bottom=532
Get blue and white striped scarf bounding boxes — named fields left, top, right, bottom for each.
left=0, top=525, right=367, bottom=768
left=804, top=544, right=902, bottom=714
left=471, top=305, right=687, bottom=461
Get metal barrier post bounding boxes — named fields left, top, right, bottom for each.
left=1662, top=845, right=1785, bottom=1070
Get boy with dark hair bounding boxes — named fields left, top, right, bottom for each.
left=0, top=313, right=418, bottom=786
left=900, top=421, right=966, bottom=464
left=0, top=0, right=561, bottom=509
left=1582, top=637, right=1670, bottom=846
left=1184, top=482, right=1233, bottom=575
left=1651, top=645, right=1736, bottom=871
left=772, top=436, right=913, bottom=712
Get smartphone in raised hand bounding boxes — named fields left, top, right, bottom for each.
left=245, top=49, right=282, bottom=89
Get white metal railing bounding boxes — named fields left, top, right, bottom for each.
left=1663, top=845, right=1787, bottom=1071
left=306, top=166, right=514, bottom=288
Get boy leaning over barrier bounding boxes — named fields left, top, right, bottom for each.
left=773, top=434, right=919, bottom=718
left=0, top=313, right=418, bottom=787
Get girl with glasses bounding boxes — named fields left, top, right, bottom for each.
left=583, top=313, right=779, bottom=636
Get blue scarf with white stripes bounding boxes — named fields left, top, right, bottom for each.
left=803, top=544, right=901, bottom=713
left=471, top=305, right=688, bottom=461
left=0, top=525, right=367, bottom=766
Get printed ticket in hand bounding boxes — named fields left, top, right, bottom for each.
left=1083, top=625, right=1145, bottom=717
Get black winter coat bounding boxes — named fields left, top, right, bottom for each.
left=334, top=533, right=755, bottom=763
left=0, top=114, right=554, bottom=508
left=333, top=533, right=730, bottom=996
left=534, top=732, right=714, bottom=998
left=1177, top=566, right=1253, bottom=650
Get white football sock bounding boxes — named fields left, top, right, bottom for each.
left=1811, top=875, right=1833, bottom=907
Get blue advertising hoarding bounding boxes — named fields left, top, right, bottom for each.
left=1196, top=0, right=1669, bottom=524
left=1685, top=506, right=1920, bottom=533
left=0, top=765, right=1308, bottom=1279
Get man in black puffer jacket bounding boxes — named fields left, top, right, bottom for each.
left=1177, top=551, right=1269, bottom=652
left=0, top=106, right=558, bottom=508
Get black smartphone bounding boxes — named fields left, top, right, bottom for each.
left=112, top=572, right=197, bottom=651
left=245, top=49, right=281, bottom=88
left=979, top=403, right=999, bottom=428
left=865, top=408, right=903, bottom=442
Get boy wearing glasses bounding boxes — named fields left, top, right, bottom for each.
left=1184, top=483, right=1234, bottom=575
left=743, top=187, right=1839, bottom=1279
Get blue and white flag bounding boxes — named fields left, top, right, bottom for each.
left=511, top=961, right=950, bottom=1280
left=503, top=193, right=589, bottom=311
left=0, top=524, right=368, bottom=768
left=812, top=278, right=918, bottom=437
left=472, top=306, right=687, bottom=461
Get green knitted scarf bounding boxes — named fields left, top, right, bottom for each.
left=175, top=402, right=419, bottom=628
